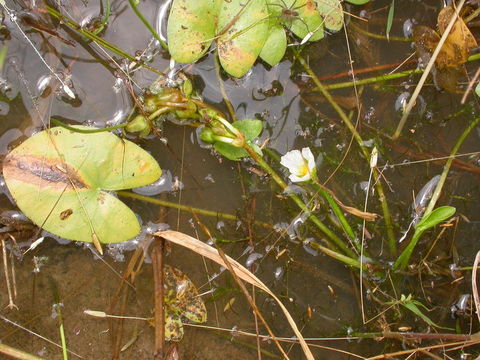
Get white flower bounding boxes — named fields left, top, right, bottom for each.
left=280, top=147, right=316, bottom=183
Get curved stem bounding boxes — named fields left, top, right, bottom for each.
left=128, top=0, right=168, bottom=50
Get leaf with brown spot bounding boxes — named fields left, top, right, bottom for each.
left=217, top=0, right=270, bottom=77
left=3, top=126, right=161, bottom=245
left=167, top=0, right=222, bottom=63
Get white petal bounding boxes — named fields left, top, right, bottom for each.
left=301, top=147, right=315, bottom=172
left=289, top=172, right=311, bottom=183
left=280, top=150, right=302, bottom=170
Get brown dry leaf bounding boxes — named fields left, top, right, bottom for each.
left=156, top=230, right=315, bottom=360
left=413, top=6, right=477, bottom=91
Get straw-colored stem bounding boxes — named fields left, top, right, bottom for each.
left=117, top=191, right=272, bottom=229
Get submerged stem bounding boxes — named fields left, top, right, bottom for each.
left=298, top=55, right=397, bottom=255
left=243, top=144, right=358, bottom=262
left=393, top=116, right=480, bottom=271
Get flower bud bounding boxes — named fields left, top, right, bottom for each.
left=126, top=115, right=151, bottom=135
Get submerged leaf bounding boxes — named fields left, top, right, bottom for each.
left=217, top=0, right=270, bottom=77
left=3, top=126, right=161, bottom=244
left=413, top=6, right=477, bottom=91
left=164, top=264, right=207, bottom=341
left=167, top=0, right=221, bottom=63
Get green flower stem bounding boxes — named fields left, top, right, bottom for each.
left=243, top=144, right=356, bottom=260
left=393, top=116, right=480, bottom=271
left=349, top=21, right=412, bottom=42
left=308, top=241, right=361, bottom=268
left=128, top=0, right=168, bottom=50
left=92, top=0, right=110, bottom=36
left=319, top=53, right=480, bottom=91
left=117, top=191, right=272, bottom=230
left=45, top=5, right=163, bottom=76
left=51, top=118, right=128, bottom=133
left=313, top=184, right=357, bottom=247
left=298, top=54, right=397, bottom=255
left=322, top=69, right=423, bottom=91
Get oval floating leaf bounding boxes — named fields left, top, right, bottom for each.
left=167, top=0, right=221, bottom=63
left=259, top=24, right=287, bottom=66
left=415, top=206, right=456, bottom=232
left=3, top=126, right=161, bottom=244
left=217, top=0, right=270, bottom=77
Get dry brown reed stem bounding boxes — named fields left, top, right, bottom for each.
left=157, top=230, right=316, bottom=360
left=367, top=338, right=480, bottom=360
left=0, top=343, right=45, bottom=360
left=1, top=238, right=17, bottom=309
left=109, top=247, right=145, bottom=358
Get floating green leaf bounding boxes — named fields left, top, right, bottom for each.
left=217, top=0, right=270, bottom=77
left=344, top=0, right=370, bottom=4
left=269, top=0, right=324, bottom=41
left=167, top=0, right=221, bottom=63
left=316, top=0, right=344, bottom=32
left=259, top=24, right=287, bottom=66
left=3, top=126, right=161, bottom=245
left=164, top=265, right=207, bottom=341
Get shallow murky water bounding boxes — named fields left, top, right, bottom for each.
left=0, top=0, right=479, bottom=359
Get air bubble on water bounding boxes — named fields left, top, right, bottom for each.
left=395, top=92, right=410, bottom=112
left=273, top=222, right=289, bottom=233
left=205, top=173, right=215, bottom=183
left=303, top=238, right=319, bottom=256
left=33, top=256, right=49, bottom=273
left=274, top=266, right=284, bottom=280
left=216, top=221, right=225, bottom=231
left=357, top=181, right=370, bottom=195
left=154, top=0, right=172, bottom=42
left=51, top=302, right=63, bottom=319
left=283, top=184, right=305, bottom=196
left=0, top=101, right=9, bottom=115
left=403, top=19, right=415, bottom=38
left=245, top=252, right=262, bottom=267
left=287, top=213, right=308, bottom=242
left=361, top=139, right=374, bottom=147
left=132, top=170, right=173, bottom=196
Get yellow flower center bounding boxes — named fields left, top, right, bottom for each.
left=297, top=161, right=309, bottom=177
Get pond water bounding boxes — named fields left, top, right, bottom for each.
left=0, top=0, right=479, bottom=359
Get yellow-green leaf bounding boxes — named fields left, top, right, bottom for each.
left=217, top=0, right=270, bottom=77
left=167, top=0, right=221, bottom=63
left=2, top=126, right=161, bottom=244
